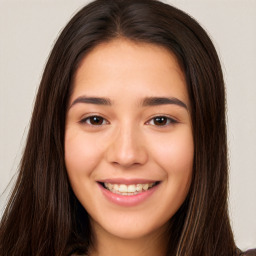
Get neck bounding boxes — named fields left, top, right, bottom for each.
left=88, top=222, right=168, bottom=256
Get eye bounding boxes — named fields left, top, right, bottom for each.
left=146, top=116, right=177, bottom=126
left=80, top=115, right=108, bottom=126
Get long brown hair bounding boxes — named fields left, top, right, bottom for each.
left=0, top=0, right=238, bottom=255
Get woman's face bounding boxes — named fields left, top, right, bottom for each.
left=65, top=39, right=194, bottom=240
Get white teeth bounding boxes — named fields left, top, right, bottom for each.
left=127, top=185, right=136, bottom=193
left=142, top=184, right=149, bottom=190
left=104, top=182, right=157, bottom=195
left=107, top=183, right=114, bottom=190
left=136, top=184, right=143, bottom=192
left=119, top=184, right=127, bottom=193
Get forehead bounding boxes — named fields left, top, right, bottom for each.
left=71, top=39, right=189, bottom=107
left=75, top=38, right=184, bottom=81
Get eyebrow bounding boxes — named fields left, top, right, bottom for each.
left=69, top=96, right=188, bottom=110
left=141, top=97, right=188, bottom=109
left=69, top=96, right=111, bottom=108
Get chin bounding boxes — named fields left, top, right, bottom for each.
left=90, top=211, right=170, bottom=241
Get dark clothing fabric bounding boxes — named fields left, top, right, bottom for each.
left=241, top=249, right=256, bottom=256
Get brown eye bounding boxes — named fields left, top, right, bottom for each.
left=147, top=116, right=177, bottom=126
left=80, top=116, right=107, bottom=126
left=153, top=116, right=168, bottom=126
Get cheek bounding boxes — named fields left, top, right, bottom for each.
left=150, top=127, right=194, bottom=182
left=152, top=128, right=194, bottom=216
left=64, top=129, right=103, bottom=179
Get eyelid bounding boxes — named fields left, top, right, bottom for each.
left=78, top=114, right=178, bottom=127
left=79, top=114, right=110, bottom=126
left=145, top=115, right=178, bottom=126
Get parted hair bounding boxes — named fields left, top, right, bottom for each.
left=0, top=0, right=239, bottom=255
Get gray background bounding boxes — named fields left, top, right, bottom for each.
left=0, top=0, right=255, bottom=250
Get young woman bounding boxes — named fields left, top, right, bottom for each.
left=0, top=0, right=255, bottom=255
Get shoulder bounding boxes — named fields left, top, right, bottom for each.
left=241, top=249, right=256, bottom=256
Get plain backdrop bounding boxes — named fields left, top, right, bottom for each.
left=0, top=0, right=255, bottom=251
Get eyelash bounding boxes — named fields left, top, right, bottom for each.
left=79, top=115, right=109, bottom=126
left=146, top=116, right=178, bottom=126
left=79, top=115, right=178, bottom=127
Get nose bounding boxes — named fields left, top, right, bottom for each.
left=105, top=124, right=148, bottom=168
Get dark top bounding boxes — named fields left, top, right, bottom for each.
left=241, top=249, right=256, bottom=256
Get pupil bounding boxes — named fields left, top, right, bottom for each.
left=90, top=116, right=103, bottom=125
left=155, top=117, right=167, bottom=125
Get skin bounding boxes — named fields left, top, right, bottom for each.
left=65, top=39, right=194, bottom=256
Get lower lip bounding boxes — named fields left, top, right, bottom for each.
left=98, top=183, right=160, bottom=207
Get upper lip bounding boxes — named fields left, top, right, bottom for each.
left=97, top=178, right=159, bottom=185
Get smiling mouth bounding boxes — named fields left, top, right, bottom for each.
left=99, top=182, right=160, bottom=196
